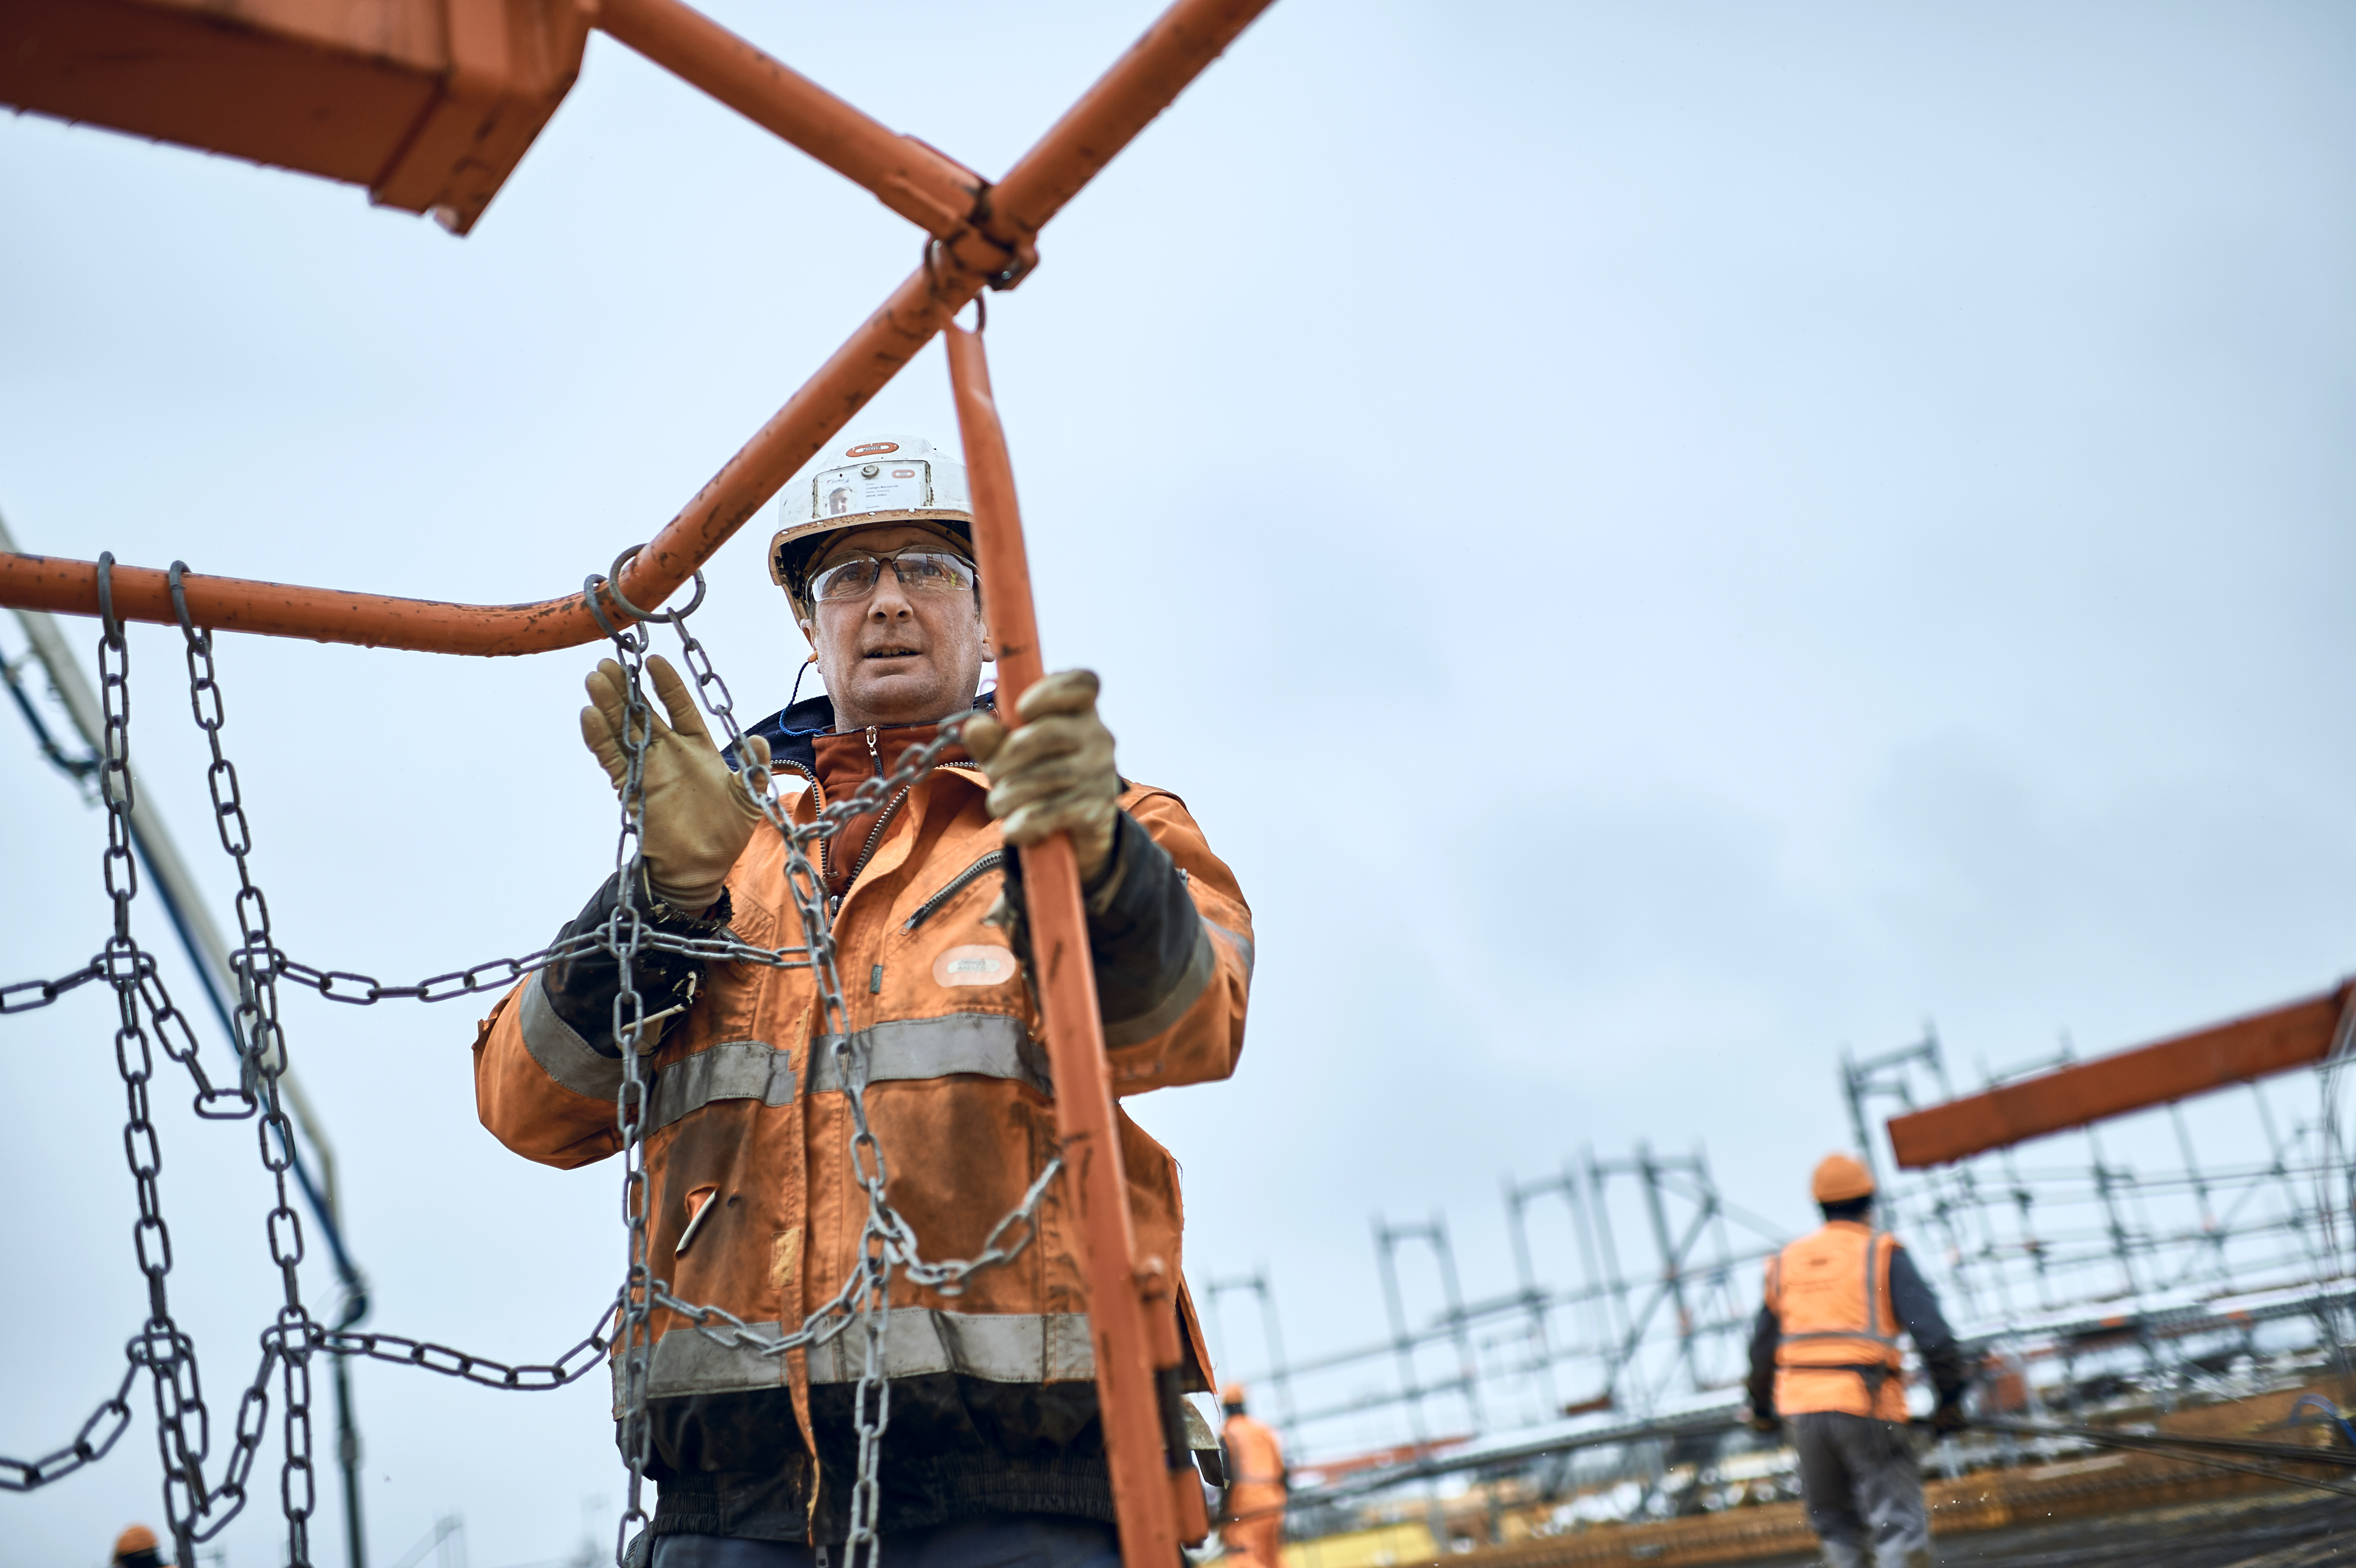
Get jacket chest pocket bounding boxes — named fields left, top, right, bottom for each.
left=697, top=886, right=784, bottom=1042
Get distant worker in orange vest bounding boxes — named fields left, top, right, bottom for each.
left=1743, top=1154, right=1970, bottom=1568
left=1218, top=1382, right=1288, bottom=1568
left=112, top=1525, right=169, bottom=1568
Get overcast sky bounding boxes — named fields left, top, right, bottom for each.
left=5, top=1, right=2355, bottom=1562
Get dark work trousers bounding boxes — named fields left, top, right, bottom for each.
left=644, top=1514, right=1123, bottom=1568
left=1789, top=1411, right=1931, bottom=1568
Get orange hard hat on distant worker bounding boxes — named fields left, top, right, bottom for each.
left=1220, top=1381, right=1248, bottom=1406
left=1811, top=1154, right=1876, bottom=1204
left=113, top=1524, right=163, bottom=1564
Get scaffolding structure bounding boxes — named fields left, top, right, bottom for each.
left=1200, top=1007, right=2356, bottom=1545
left=1204, top=1144, right=1785, bottom=1480
left=1852, top=1027, right=2356, bottom=1414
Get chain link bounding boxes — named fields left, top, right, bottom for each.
left=0, top=1359, right=140, bottom=1492
left=0, top=959, right=105, bottom=1014
left=2, top=558, right=1064, bottom=1568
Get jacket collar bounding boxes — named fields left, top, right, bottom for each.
left=726, top=687, right=998, bottom=776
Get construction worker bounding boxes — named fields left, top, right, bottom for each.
left=1217, top=1383, right=1287, bottom=1568
left=473, top=435, right=1254, bottom=1567
left=1744, top=1154, right=1970, bottom=1568
left=112, top=1525, right=168, bottom=1568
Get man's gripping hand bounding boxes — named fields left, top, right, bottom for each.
left=579, top=654, right=772, bottom=915
left=960, top=669, right=1119, bottom=883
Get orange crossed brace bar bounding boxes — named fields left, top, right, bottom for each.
left=0, top=0, right=1273, bottom=654
left=1887, top=980, right=2356, bottom=1169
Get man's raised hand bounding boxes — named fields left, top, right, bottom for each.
left=579, top=654, right=772, bottom=915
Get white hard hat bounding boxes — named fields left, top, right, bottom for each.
left=768, top=434, right=971, bottom=597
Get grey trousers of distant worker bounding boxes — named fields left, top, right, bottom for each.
left=1789, top=1411, right=1932, bottom=1568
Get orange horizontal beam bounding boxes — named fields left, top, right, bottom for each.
left=0, top=0, right=1276, bottom=655
left=595, top=0, right=983, bottom=241
left=1887, top=980, right=2356, bottom=1169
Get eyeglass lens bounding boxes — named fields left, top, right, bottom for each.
left=812, top=550, right=976, bottom=602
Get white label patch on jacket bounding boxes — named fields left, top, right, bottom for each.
left=933, top=945, right=1014, bottom=988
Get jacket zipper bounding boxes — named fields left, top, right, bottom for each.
left=825, top=741, right=980, bottom=917
left=903, top=849, right=1006, bottom=932
left=839, top=784, right=913, bottom=907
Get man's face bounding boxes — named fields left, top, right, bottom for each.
left=799, top=523, right=990, bottom=730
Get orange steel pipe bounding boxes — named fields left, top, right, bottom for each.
left=0, top=257, right=979, bottom=654
left=1887, top=980, right=2356, bottom=1169
left=594, top=0, right=982, bottom=241
left=0, top=0, right=1277, bottom=655
left=989, top=0, right=1273, bottom=245
left=946, top=318, right=1182, bottom=1568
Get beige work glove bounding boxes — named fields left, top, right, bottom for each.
left=960, top=668, right=1120, bottom=884
left=579, top=654, right=773, bottom=915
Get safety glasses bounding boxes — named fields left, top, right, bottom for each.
left=809, top=547, right=978, bottom=604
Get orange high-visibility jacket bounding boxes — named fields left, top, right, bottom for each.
left=1221, top=1411, right=1285, bottom=1492
left=472, top=757, right=1252, bottom=1531
left=1219, top=1410, right=1286, bottom=1562
left=1762, top=1220, right=1907, bottom=1420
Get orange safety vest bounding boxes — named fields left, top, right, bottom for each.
left=1219, top=1412, right=1286, bottom=1567
left=1762, top=1220, right=1907, bottom=1420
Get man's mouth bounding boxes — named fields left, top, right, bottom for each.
left=864, top=644, right=922, bottom=661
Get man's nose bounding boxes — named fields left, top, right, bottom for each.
left=867, top=572, right=915, bottom=617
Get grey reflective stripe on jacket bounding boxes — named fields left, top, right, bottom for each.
left=521, top=973, right=626, bottom=1099
left=807, top=1013, right=1052, bottom=1096
left=1208, top=919, right=1254, bottom=984
left=626, top=1307, right=1096, bottom=1409
left=647, top=1040, right=796, bottom=1134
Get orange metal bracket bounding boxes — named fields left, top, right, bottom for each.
left=0, top=0, right=1274, bottom=652
left=0, top=0, right=593, bottom=234
left=947, top=319, right=1201, bottom=1564
left=1887, top=980, right=2356, bottom=1169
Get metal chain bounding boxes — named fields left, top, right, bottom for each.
left=0, top=558, right=1063, bottom=1568
left=315, top=1296, right=622, bottom=1389
left=655, top=596, right=1066, bottom=1568
left=588, top=576, right=662, bottom=1566
left=0, top=1359, right=141, bottom=1491
left=168, top=562, right=323, bottom=1562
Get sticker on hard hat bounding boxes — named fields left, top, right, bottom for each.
left=845, top=441, right=900, bottom=457
left=816, top=462, right=930, bottom=518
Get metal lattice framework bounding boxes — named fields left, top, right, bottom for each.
left=0, top=5, right=1278, bottom=1565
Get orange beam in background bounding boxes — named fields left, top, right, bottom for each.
left=1887, top=980, right=2356, bottom=1169
left=0, top=0, right=1276, bottom=653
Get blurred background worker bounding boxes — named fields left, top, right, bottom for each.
left=1744, top=1155, right=1970, bottom=1568
left=1219, top=1382, right=1287, bottom=1568
left=112, top=1524, right=168, bottom=1568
